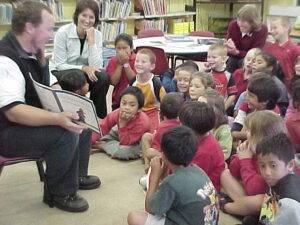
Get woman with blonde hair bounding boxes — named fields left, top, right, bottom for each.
left=225, top=4, right=268, bottom=73
left=220, top=110, right=286, bottom=217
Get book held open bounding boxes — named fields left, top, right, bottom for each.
left=30, top=74, right=100, bottom=134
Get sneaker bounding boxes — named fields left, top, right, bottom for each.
left=43, top=193, right=89, bottom=212
left=78, top=175, right=101, bottom=190
left=139, top=174, right=148, bottom=190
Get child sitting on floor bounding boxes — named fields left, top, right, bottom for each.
left=93, top=86, right=150, bottom=159
left=199, top=88, right=233, bottom=160
left=127, top=125, right=219, bottom=225
left=58, top=69, right=89, bottom=96
left=220, top=110, right=287, bottom=217
left=141, top=92, right=182, bottom=172
left=106, top=33, right=136, bottom=110
left=179, top=101, right=225, bottom=191
left=256, top=133, right=300, bottom=225
left=188, top=71, right=214, bottom=101
left=131, top=48, right=166, bottom=133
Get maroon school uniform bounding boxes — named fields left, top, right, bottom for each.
left=233, top=68, right=248, bottom=97
left=227, top=20, right=268, bottom=59
left=191, top=133, right=225, bottom=191
left=106, top=53, right=136, bottom=109
left=264, top=40, right=300, bottom=87
left=212, top=70, right=238, bottom=98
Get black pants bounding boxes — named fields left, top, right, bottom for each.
left=0, top=125, right=91, bottom=196
left=53, top=69, right=110, bottom=119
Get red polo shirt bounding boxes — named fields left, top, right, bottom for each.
left=264, top=39, right=300, bottom=87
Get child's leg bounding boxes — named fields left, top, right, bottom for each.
left=223, top=194, right=265, bottom=216
left=110, top=144, right=141, bottom=160
left=141, top=133, right=154, bottom=170
left=127, top=211, right=148, bottom=225
left=220, top=169, right=246, bottom=200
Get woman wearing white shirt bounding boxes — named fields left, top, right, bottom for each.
left=51, top=0, right=109, bottom=118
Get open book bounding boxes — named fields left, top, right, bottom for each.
left=30, top=74, right=100, bottom=134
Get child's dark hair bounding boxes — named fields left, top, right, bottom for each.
left=58, top=69, right=87, bottom=92
left=202, top=88, right=227, bottom=127
left=291, top=79, right=300, bottom=108
left=160, top=93, right=183, bottom=119
left=256, top=133, right=295, bottom=165
left=175, top=60, right=199, bottom=71
left=179, top=101, right=215, bottom=135
left=120, top=86, right=144, bottom=109
left=115, top=33, right=133, bottom=48
left=161, top=125, right=197, bottom=166
left=256, top=51, right=285, bottom=81
left=247, top=73, right=280, bottom=110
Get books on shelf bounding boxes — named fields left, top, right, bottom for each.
left=98, top=0, right=131, bottom=19
left=0, top=3, right=12, bottom=25
left=140, top=0, right=167, bottom=16
left=30, top=74, right=100, bottom=134
left=99, top=21, right=127, bottom=42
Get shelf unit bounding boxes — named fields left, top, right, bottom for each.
left=195, top=0, right=264, bottom=37
left=0, top=0, right=196, bottom=41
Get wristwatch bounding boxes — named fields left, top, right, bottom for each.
left=123, top=63, right=130, bottom=68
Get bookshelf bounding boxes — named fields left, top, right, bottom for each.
left=0, top=0, right=196, bottom=42
left=195, top=0, right=264, bottom=37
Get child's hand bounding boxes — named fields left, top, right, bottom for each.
left=117, top=50, right=129, bottom=65
left=237, top=140, right=253, bottom=159
left=150, top=156, right=164, bottom=180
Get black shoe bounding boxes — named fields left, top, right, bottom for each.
left=78, top=175, right=101, bottom=190
left=43, top=193, right=89, bottom=212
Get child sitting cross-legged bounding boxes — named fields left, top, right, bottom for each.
left=127, top=125, right=219, bottom=225
left=141, top=92, right=182, bottom=173
left=220, top=110, right=287, bottom=217
left=188, top=72, right=214, bottom=101
left=255, top=133, right=300, bottom=225
left=93, top=86, right=150, bottom=160
left=179, top=101, right=225, bottom=191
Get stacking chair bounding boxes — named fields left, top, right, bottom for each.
left=136, top=46, right=169, bottom=76
left=174, top=31, right=215, bottom=66
left=0, top=155, right=45, bottom=182
left=137, top=29, right=164, bottom=39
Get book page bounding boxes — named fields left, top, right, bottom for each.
left=55, top=91, right=100, bottom=133
left=31, top=77, right=61, bottom=113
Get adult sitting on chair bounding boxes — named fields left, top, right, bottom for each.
left=225, top=4, right=268, bottom=73
left=0, top=1, right=100, bottom=212
left=50, top=0, right=109, bottom=118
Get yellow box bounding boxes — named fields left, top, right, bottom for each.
left=183, top=22, right=190, bottom=34
left=189, top=21, right=195, bottom=32
left=169, top=21, right=184, bottom=34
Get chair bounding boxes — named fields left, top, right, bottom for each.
left=0, top=155, right=45, bottom=182
left=137, top=29, right=164, bottom=39
left=174, top=31, right=215, bottom=67
left=136, top=46, right=169, bottom=76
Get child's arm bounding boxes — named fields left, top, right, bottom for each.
left=215, top=125, right=233, bottom=160
left=145, top=157, right=173, bottom=214
left=100, top=110, right=119, bottom=136
left=237, top=141, right=268, bottom=196
left=224, top=95, right=236, bottom=110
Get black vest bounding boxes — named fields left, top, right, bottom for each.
left=0, top=32, right=50, bottom=130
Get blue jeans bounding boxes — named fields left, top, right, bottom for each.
left=0, top=125, right=91, bottom=196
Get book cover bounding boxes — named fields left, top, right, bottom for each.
left=30, top=74, right=100, bottom=134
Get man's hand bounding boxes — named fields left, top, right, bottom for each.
left=82, top=65, right=99, bottom=82
left=56, top=112, right=86, bottom=134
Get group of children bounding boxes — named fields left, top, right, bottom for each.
left=54, top=16, right=300, bottom=225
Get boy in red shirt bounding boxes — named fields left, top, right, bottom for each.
left=264, top=17, right=300, bottom=87
left=141, top=92, right=182, bottom=172
left=206, top=43, right=238, bottom=112
left=106, top=33, right=136, bottom=110
left=179, top=101, right=225, bottom=191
